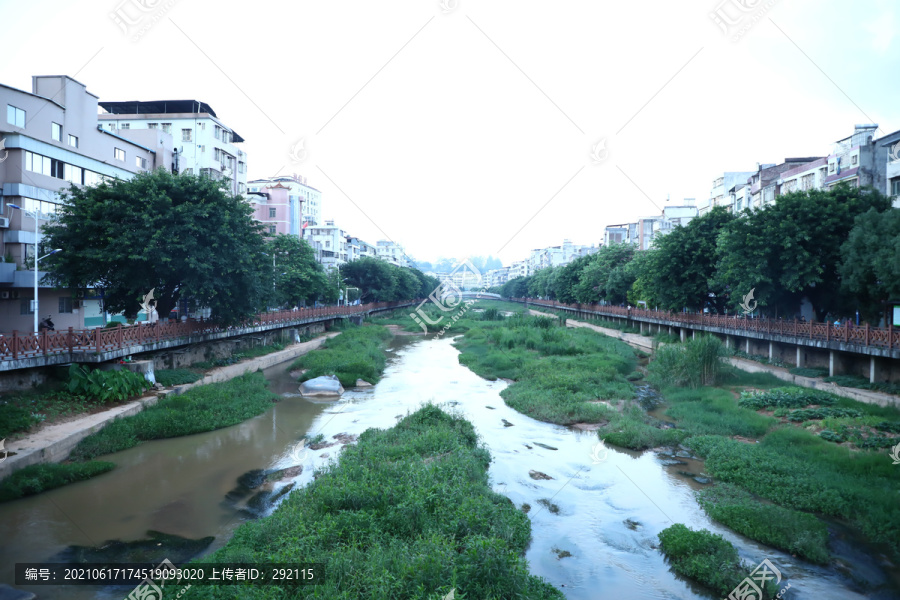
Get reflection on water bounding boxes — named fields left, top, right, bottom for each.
left=0, top=335, right=892, bottom=599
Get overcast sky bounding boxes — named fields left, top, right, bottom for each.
left=3, top=0, right=897, bottom=266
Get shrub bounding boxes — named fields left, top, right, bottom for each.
left=481, top=307, right=501, bottom=321
left=291, top=325, right=392, bottom=387
left=0, top=403, right=40, bottom=438
left=67, top=364, right=148, bottom=404
left=648, top=336, right=728, bottom=389
left=789, top=367, right=828, bottom=378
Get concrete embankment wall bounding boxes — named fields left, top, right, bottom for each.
left=0, top=333, right=337, bottom=481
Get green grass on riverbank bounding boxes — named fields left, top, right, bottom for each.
left=454, top=314, right=635, bottom=425
left=0, top=372, right=281, bottom=502
left=69, top=372, right=279, bottom=462
left=0, top=461, right=116, bottom=503
left=186, top=404, right=564, bottom=600
left=373, top=299, right=526, bottom=334
left=289, top=324, right=392, bottom=387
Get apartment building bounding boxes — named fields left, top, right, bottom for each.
left=346, top=237, right=377, bottom=262
left=376, top=240, right=410, bottom=267
left=248, top=175, right=321, bottom=229
left=98, top=99, right=248, bottom=197
left=308, top=220, right=348, bottom=271
left=0, top=75, right=174, bottom=332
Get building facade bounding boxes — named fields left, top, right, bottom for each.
left=308, top=220, right=348, bottom=271
left=376, top=240, right=410, bottom=267
left=98, top=99, right=248, bottom=197
left=247, top=175, right=321, bottom=229
left=0, top=75, right=173, bottom=332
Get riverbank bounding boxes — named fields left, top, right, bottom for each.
left=0, top=333, right=339, bottom=482
left=186, top=404, right=564, bottom=600
left=461, top=308, right=900, bottom=596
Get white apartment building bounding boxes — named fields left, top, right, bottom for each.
left=654, top=202, right=699, bottom=237
left=346, top=236, right=377, bottom=262
left=701, top=171, right=755, bottom=216
left=485, top=267, right=510, bottom=289
left=376, top=240, right=410, bottom=267
left=307, top=220, right=348, bottom=271
left=98, top=100, right=248, bottom=197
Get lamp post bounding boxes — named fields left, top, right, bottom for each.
left=8, top=204, right=62, bottom=333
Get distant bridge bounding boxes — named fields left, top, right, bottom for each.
left=460, top=292, right=501, bottom=299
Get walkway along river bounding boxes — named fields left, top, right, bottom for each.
left=0, top=333, right=885, bottom=599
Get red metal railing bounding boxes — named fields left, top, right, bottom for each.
left=0, top=301, right=413, bottom=361
left=514, top=298, right=899, bottom=350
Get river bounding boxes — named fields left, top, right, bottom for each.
left=0, top=334, right=889, bottom=599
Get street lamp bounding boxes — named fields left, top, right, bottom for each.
left=8, top=203, right=62, bottom=333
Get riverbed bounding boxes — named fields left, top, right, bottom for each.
left=0, top=334, right=886, bottom=599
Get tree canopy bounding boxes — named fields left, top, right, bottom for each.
left=43, top=169, right=267, bottom=324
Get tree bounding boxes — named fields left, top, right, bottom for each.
left=644, top=207, right=734, bottom=312
left=528, top=266, right=558, bottom=299
left=717, top=184, right=892, bottom=320
left=267, top=234, right=329, bottom=308
left=43, top=169, right=267, bottom=324
left=573, top=244, right=635, bottom=304
left=340, top=258, right=397, bottom=302
left=839, top=207, right=900, bottom=323
left=554, top=254, right=592, bottom=304
left=501, top=276, right=531, bottom=298
left=626, top=249, right=658, bottom=307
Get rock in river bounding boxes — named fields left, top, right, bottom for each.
left=529, top=470, right=554, bottom=480
left=53, top=530, right=214, bottom=565
left=299, top=374, right=344, bottom=397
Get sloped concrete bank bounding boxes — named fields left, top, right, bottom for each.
left=0, top=333, right=339, bottom=480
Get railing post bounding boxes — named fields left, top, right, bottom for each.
left=117, top=322, right=124, bottom=351
left=41, top=329, right=48, bottom=355
left=96, top=326, right=103, bottom=353
left=11, top=331, right=18, bottom=360
left=67, top=326, right=74, bottom=353
left=844, top=322, right=849, bottom=343
left=865, top=323, right=869, bottom=346
left=826, top=322, right=831, bottom=341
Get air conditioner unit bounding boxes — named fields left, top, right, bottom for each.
left=0, top=291, right=9, bottom=299
left=0, top=217, right=9, bottom=228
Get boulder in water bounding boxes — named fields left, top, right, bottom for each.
left=54, top=531, right=214, bottom=565
left=299, top=375, right=344, bottom=397
left=355, top=379, right=374, bottom=387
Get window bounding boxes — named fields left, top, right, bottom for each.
left=51, top=122, right=62, bottom=141
left=148, top=123, right=158, bottom=129
left=829, top=163, right=835, bottom=173
left=107, top=123, right=116, bottom=131
left=851, top=154, right=858, bottom=165
left=892, top=179, right=900, bottom=196
left=182, top=128, right=192, bottom=142
left=238, top=161, right=245, bottom=173
left=135, top=156, right=147, bottom=169
left=68, top=134, right=78, bottom=148
left=115, top=148, right=125, bottom=161
left=59, top=297, right=73, bottom=313
left=161, top=123, right=172, bottom=134
left=214, top=126, right=220, bottom=140
left=238, top=183, right=245, bottom=194
left=120, top=123, right=130, bottom=129
left=7, top=104, right=25, bottom=127
left=269, top=208, right=276, bottom=218
left=21, top=300, right=34, bottom=315
left=268, top=225, right=276, bottom=234
left=63, top=163, right=83, bottom=184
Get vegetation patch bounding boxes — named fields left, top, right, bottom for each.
left=657, top=523, right=777, bottom=598
left=69, top=372, right=279, bottom=461
left=185, top=405, right=563, bottom=599
left=0, top=461, right=115, bottom=502
left=824, top=375, right=900, bottom=396
left=455, top=315, right=635, bottom=425
left=290, top=324, right=392, bottom=387
left=154, top=368, right=203, bottom=387
left=191, top=342, right=286, bottom=370
left=789, top=367, right=829, bottom=378
left=738, top=387, right=837, bottom=410
left=696, top=483, right=830, bottom=564
left=686, top=428, right=900, bottom=558
left=647, top=336, right=730, bottom=389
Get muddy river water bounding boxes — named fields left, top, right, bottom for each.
left=0, top=334, right=890, bottom=599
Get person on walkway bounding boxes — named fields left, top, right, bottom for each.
left=38, top=315, right=55, bottom=331
left=147, top=301, right=159, bottom=325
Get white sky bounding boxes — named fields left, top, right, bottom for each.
left=2, top=0, right=898, bottom=265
